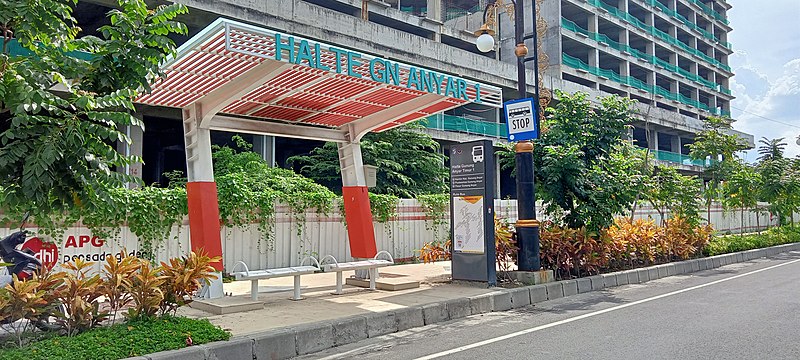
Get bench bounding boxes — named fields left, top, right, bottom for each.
left=230, top=256, right=321, bottom=301
left=320, top=251, right=394, bottom=294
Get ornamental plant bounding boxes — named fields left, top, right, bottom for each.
left=0, top=0, right=188, bottom=234
left=158, top=250, right=221, bottom=316
left=0, top=250, right=219, bottom=347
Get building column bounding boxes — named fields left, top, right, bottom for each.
left=669, top=53, right=678, bottom=67
left=618, top=0, right=628, bottom=12
left=116, top=119, right=144, bottom=188
left=649, top=130, right=659, bottom=151
left=183, top=105, right=224, bottom=299
left=426, top=0, right=441, bottom=22
left=670, top=134, right=681, bottom=153
left=669, top=80, right=678, bottom=94
left=253, top=135, right=276, bottom=167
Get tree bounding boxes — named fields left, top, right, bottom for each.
left=757, top=137, right=787, bottom=163
left=287, top=123, right=448, bottom=198
left=688, top=116, right=748, bottom=223
left=644, top=166, right=703, bottom=226
left=0, top=0, right=188, bottom=223
left=530, top=90, right=640, bottom=231
left=724, top=161, right=762, bottom=236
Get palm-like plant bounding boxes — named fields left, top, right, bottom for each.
left=757, top=137, right=787, bottom=163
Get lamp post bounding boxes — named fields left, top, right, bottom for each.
left=475, top=0, right=541, bottom=271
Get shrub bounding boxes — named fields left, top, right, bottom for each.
left=704, top=226, right=800, bottom=256
left=541, top=217, right=713, bottom=278
left=0, top=316, right=230, bottom=360
left=417, top=240, right=451, bottom=263
left=159, top=250, right=221, bottom=316
left=495, top=216, right=517, bottom=278
left=539, top=222, right=608, bottom=278
left=0, top=250, right=219, bottom=342
left=125, top=259, right=166, bottom=320
left=57, top=259, right=108, bottom=335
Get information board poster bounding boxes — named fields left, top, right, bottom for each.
left=452, top=196, right=484, bottom=253
left=449, top=140, right=496, bottom=284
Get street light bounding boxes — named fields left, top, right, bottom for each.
left=474, top=0, right=542, bottom=272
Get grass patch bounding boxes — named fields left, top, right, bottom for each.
left=0, top=316, right=230, bottom=360
left=704, top=226, right=800, bottom=256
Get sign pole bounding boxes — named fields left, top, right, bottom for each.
left=504, top=97, right=541, bottom=271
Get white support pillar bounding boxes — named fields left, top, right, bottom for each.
left=253, top=135, right=276, bottom=167
left=183, top=104, right=224, bottom=299
left=338, top=141, right=367, bottom=187
left=116, top=118, right=144, bottom=189
left=495, top=152, right=501, bottom=199
left=337, top=139, right=376, bottom=280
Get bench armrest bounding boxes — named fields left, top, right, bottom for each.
left=230, top=261, right=250, bottom=276
left=300, top=256, right=321, bottom=270
left=320, top=254, right=339, bottom=268
left=374, top=251, right=394, bottom=264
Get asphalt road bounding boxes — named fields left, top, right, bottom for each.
left=298, top=251, right=800, bottom=360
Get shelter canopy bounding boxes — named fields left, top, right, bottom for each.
left=137, top=18, right=503, bottom=139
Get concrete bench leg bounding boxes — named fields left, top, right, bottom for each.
left=369, top=268, right=376, bottom=290
left=333, top=271, right=344, bottom=295
left=292, top=275, right=302, bottom=301
left=251, top=280, right=259, bottom=301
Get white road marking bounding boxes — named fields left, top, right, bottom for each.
left=415, top=257, right=800, bottom=360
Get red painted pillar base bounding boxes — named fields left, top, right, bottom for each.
left=187, top=181, right=224, bottom=271
left=342, top=186, right=377, bottom=258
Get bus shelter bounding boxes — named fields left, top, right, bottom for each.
left=137, top=18, right=503, bottom=298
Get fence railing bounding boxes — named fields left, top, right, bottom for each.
left=562, top=53, right=726, bottom=115
left=652, top=149, right=711, bottom=167
left=561, top=18, right=731, bottom=95
left=685, top=0, right=730, bottom=25
left=640, top=0, right=731, bottom=47
left=421, top=113, right=507, bottom=138
left=586, top=0, right=732, bottom=72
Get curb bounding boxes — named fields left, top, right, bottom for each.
left=132, top=242, right=800, bottom=360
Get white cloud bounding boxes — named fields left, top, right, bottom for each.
left=733, top=59, right=800, bottom=161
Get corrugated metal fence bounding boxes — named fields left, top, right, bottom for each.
left=0, top=200, right=787, bottom=274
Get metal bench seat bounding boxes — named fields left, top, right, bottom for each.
left=230, top=256, right=321, bottom=300
left=321, top=251, right=395, bottom=294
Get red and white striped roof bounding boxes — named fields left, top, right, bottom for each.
left=137, top=18, right=503, bottom=133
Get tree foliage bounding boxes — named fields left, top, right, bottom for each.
left=531, top=90, right=641, bottom=231
left=644, top=166, right=703, bottom=226
left=0, top=0, right=187, bottom=223
left=688, top=116, right=749, bottom=223
left=723, top=160, right=762, bottom=234
left=287, top=123, right=448, bottom=198
left=755, top=137, right=800, bottom=226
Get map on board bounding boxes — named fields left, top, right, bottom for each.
left=452, top=196, right=485, bottom=254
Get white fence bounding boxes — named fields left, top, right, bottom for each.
left=0, top=199, right=785, bottom=274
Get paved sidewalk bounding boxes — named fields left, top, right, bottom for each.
left=178, top=261, right=495, bottom=336
left=141, top=244, right=800, bottom=360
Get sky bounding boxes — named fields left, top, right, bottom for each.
left=727, top=0, right=800, bottom=161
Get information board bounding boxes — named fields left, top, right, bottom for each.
left=450, top=140, right=496, bottom=285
